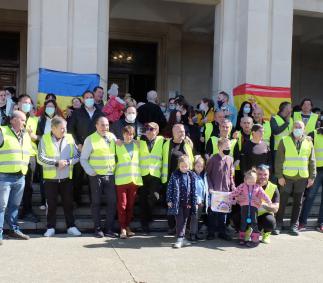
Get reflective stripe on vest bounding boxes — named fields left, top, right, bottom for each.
left=115, top=143, right=143, bottom=186
left=293, top=112, right=318, bottom=135
left=258, top=182, right=277, bottom=216
left=139, top=136, right=164, bottom=178
left=263, top=121, right=271, bottom=146
left=204, top=123, right=213, bottom=144
left=314, top=130, right=323, bottom=167
left=0, top=126, right=31, bottom=175
left=42, top=133, right=75, bottom=179
left=26, top=116, right=39, bottom=156
left=273, top=115, right=293, bottom=150
left=282, top=136, right=312, bottom=178
left=88, top=131, right=116, bottom=175
left=161, top=139, right=194, bottom=184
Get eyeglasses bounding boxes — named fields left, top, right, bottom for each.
left=146, top=127, right=156, bottom=132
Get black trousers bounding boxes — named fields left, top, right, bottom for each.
left=21, top=156, right=36, bottom=214
left=138, top=175, right=161, bottom=227
left=89, top=175, right=116, bottom=232
left=240, top=205, right=259, bottom=233
left=258, top=213, right=276, bottom=232
left=44, top=179, right=75, bottom=229
left=72, top=162, right=88, bottom=203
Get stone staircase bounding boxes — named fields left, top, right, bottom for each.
left=8, top=183, right=323, bottom=233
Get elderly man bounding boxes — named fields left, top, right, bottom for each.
left=38, top=116, right=81, bottom=237
left=137, top=90, right=167, bottom=130
left=203, top=110, right=225, bottom=145
left=0, top=111, right=32, bottom=245
left=162, top=123, right=194, bottom=234
left=275, top=121, right=316, bottom=236
left=252, top=107, right=271, bottom=146
left=80, top=116, right=117, bottom=238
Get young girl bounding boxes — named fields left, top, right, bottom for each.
left=102, top=83, right=126, bottom=123
left=190, top=155, right=208, bottom=242
left=166, top=155, right=197, bottom=249
left=229, top=169, right=272, bottom=247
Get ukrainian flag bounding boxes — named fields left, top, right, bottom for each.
left=37, top=68, right=100, bottom=115
left=233, top=84, right=291, bottom=120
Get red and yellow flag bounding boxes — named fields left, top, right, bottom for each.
left=233, top=84, right=291, bottom=120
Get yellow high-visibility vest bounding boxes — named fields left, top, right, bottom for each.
left=139, top=136, right=164, bottom=178
left=88, top=131, right=116, bottom=175
left=42, top=133, right=75, bottom=179
left=161, top=139, right=193, bottom=184
left=273, top=115, right=293, bottom=150
left=210, top=136, right=236, bottom=157
left=204, top=122, right=213, bottom=144
left=258, top=181, right=277, bottom=216
left=115, top=142, right=143, bottom=186
left=282, top=136, right=312, bottom=178
left=263, top=120, right=271, bottom=147
left=26, top=116, right=39, bottom=157
left=314, top=130, right=323, bottom=168
left=0, top=126, right=31, bottom=175
left=293, top=112, right=318, bottom=134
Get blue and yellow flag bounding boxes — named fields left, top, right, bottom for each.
left=37, top=68, right=100, bottom=114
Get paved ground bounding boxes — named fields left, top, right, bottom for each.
left=1, top=231, right=322, bottom=283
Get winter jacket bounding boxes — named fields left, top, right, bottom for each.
left=102, top=96, right=126, bottom=123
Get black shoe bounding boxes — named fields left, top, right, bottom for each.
left=272, top=225, right=281, bottom=235
left=141, top=225, right=150, bottom=235
left=21, top=213, right=39, bottom=223
left=94, top=229, right=104, bottom=238
left=207, top=234, right=215, bottom=240
left=104, top=231, right=118, bottom=238
left=246, top=241, right=259, bottom=248
left=167, top=228, right=176, bottom=236
left=289, top=226, right=299, bottom=236
left=7, top=230, right=30, bottom=240
left=190, top=234, right=197, bottom=243
left=218, top=233, right=232, bottom=241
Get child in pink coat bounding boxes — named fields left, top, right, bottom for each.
left=102, top=83, right=126, bottom=123
left=230, top=168, right=272, bottom=247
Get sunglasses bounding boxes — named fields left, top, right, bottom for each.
left=146, top=127, right=156, bottom=132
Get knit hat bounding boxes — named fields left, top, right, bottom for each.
left=108, top=83, right=119, bottom=96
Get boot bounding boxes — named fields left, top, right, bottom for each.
left=247, top=232, right=260, bottom=248
left=261, top=231, right=271, bottom=244
left=239, top=231, right=246, bottom=245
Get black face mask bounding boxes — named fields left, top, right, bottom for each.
left=217, top=100, right=224, bottom=108
left=317, top=128, right=323, bottom=135
left=223, top=149, right=230, bottom=155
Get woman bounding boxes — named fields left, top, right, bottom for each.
left=66, top=97, right=82, bottom=125
left=235, top=101, right=253, bottom=131
left=196, top=98, right=215, bottom=127
left=115, top=125, right=143, bottom=239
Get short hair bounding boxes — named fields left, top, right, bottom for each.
left=11, top=110, right=26, bottom=120
left=126, top=105, right=137, bottom=112
left=201, top=97, right=214, bottom=109
left=51, top=116, right=66, bottom=128
left=122, top=125, right=135, bottom=135
left=240, top=116, right=253, bottom=123
left=218, top=137, right=230, bottom=148
left=221, top=119, right=232, bottom=128
left=168, top=98, right=175, bottom=103
left=178, top=155, right=190, bottom=166
left=193, top=155, right=205, bottom=167
left=95, top=115, right=108, bottom=125
left=93, top=86, right=103, bottom=92
left=256, top=164, right=270, bottom=172
left=18, top=94, right=32, bottom=102
left=251, top=124, right=264, bottom=132
left=82, top=90, right=94, bottom=98
left=278, top=101, right=291, bottom=113
left=300, top=98, right=313, bottom=108
left=219, top=91, right=230, bottom=101
left=244, top=168, right=257, bottom=179
left=0, top=87, right=5, bottom=93
left=71, top=97, right=82, bottom=104
left=45, top=93, right=56, bottom=100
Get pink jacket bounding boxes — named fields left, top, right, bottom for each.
left=102, top=96, right=126, bottom=122
left=229, top=183, right=272, bottom=209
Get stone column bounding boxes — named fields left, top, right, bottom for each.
left=212, top=0, right=294, bottom=97
left=26, top=0, right=110, bottom=102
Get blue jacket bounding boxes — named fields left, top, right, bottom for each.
left=194, top=172, right=208, bottom=206
left=166, top=170, right=197, bottom=215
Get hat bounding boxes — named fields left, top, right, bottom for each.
left=108, top=83, right=119, bottom=96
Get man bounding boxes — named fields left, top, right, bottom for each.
left=215, top=91, right=237, bottom=126
left=137, top=90, right=167, bottom=130
left=38, top=116, right=81, bottom=237
left=256, top=165, right=280, bottom=243
left=93, top=86, right=105, bottom=110
left=0, top=111, right=32, bottom=245
left=138, top=122, right=164, bottom=233
left=299, top=127, right=323, bottom=232
left=68, top=90, right=104, bottom=204
left=203, top=110, right=225, bottom=145
left=111, top=105, right=144, bottom=140
left=205, top=119, right=236, bottom=159
left=293, top=98, right=318, bottom=134
left=252, top=106, right=271, bottom=146
left=18, top=94, right=39, bottom=222
left=162, top=123, right=194, bottom=234
left=275, top=121, right=316, bottom=236
left=80, top=116, right=117, bottom=238
left=0, top=88, right=14, bottom=126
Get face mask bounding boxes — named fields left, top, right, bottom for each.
left=45, top=107, right=55, bottom=117
left=243, top=106, right=251, bottom=114
left=126, top=113, right=136, bottom=123
left=199, top=103, right=205, bottom=112
left=84, top=98, right=94, bottom=108
left=169, top=105, right=175, bottom=110
left=217, top=100, right=224, bottom=108
left=160, top=106, right=166, bottom=113
left=223, top=149, right=230, bottom=155
left=293, top=128, right=303, bottom=138
left=21, top=103, right=31, bottom=113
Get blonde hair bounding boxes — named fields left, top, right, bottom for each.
left=217, top=137, right=230, bottom=149
left=193, top=155, right=205, bottom=168
left=178, top=155, right=190, bottom=166
left=244, top=168, right=257, bottom=181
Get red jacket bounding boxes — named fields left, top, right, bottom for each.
left=102, top=96, right=126, bottom=122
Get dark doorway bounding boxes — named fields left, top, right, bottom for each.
left=108, top=40, right=157, bottom=103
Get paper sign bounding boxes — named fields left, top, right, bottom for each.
left=210, top=191, right=232, bottom=213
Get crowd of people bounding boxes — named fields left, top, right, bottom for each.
left=0, top=84, right=322, bottom=249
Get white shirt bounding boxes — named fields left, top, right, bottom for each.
left=44, top=117, right=52, bottom=134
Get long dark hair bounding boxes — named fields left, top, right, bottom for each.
left=42, top=99, right=60, bottom=118
left=236, top=101, right=253, bottom=131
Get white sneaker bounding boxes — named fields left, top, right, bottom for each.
left=182, top=238, right=191, bottom=247
left=44, top=228, right=55, bottom=237
left=67, top=227, right=82, bottom=236
left=39, top=205, right=47, bottom=211
left=173, top=238, right=183, bottom=249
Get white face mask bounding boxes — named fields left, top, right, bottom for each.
left=126, top=113, right=136, bottom=123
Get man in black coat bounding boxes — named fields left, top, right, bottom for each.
left=137, top=90, right=167, bottom=130
left=67, top=90, right=104, bottom=205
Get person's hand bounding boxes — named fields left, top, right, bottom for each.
left=167, top=202, right=172, bottom=208
left=77, top=144, right=83, bottom=152
left=58, top=160, right=68, bottom=169
left=307, top=178, right=314, bottom=188
left=278, top=177, right=286, bottom=187
left=66, top=108, right=73, bottom=118
left=232, top=131, right=239, bottom=139
left=27, top=126, right=38, bottom=141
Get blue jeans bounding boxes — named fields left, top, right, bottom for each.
left=299, top=170, right=323, bottom=225
left=0, top=173, right=25, bottom=239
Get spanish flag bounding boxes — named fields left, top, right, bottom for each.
left=233, top=84, right=291, bottom=120
left=37, top=68, right=100, bottom=114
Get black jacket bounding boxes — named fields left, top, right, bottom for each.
left=137, top=102, right=167, bottom=130
left=110, top=119, right=144, bottom=140
left=67, top=105, right=104, bottom=145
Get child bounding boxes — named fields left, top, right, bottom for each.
left=206, top=138, right=235, bottom=241
left=102, top=83, right=126, bottom=122
left=166, top=155, right=197, bottom=249
left=189, top=155, right=208, bottom=242
left=229, top=169, right=272, bottom=247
